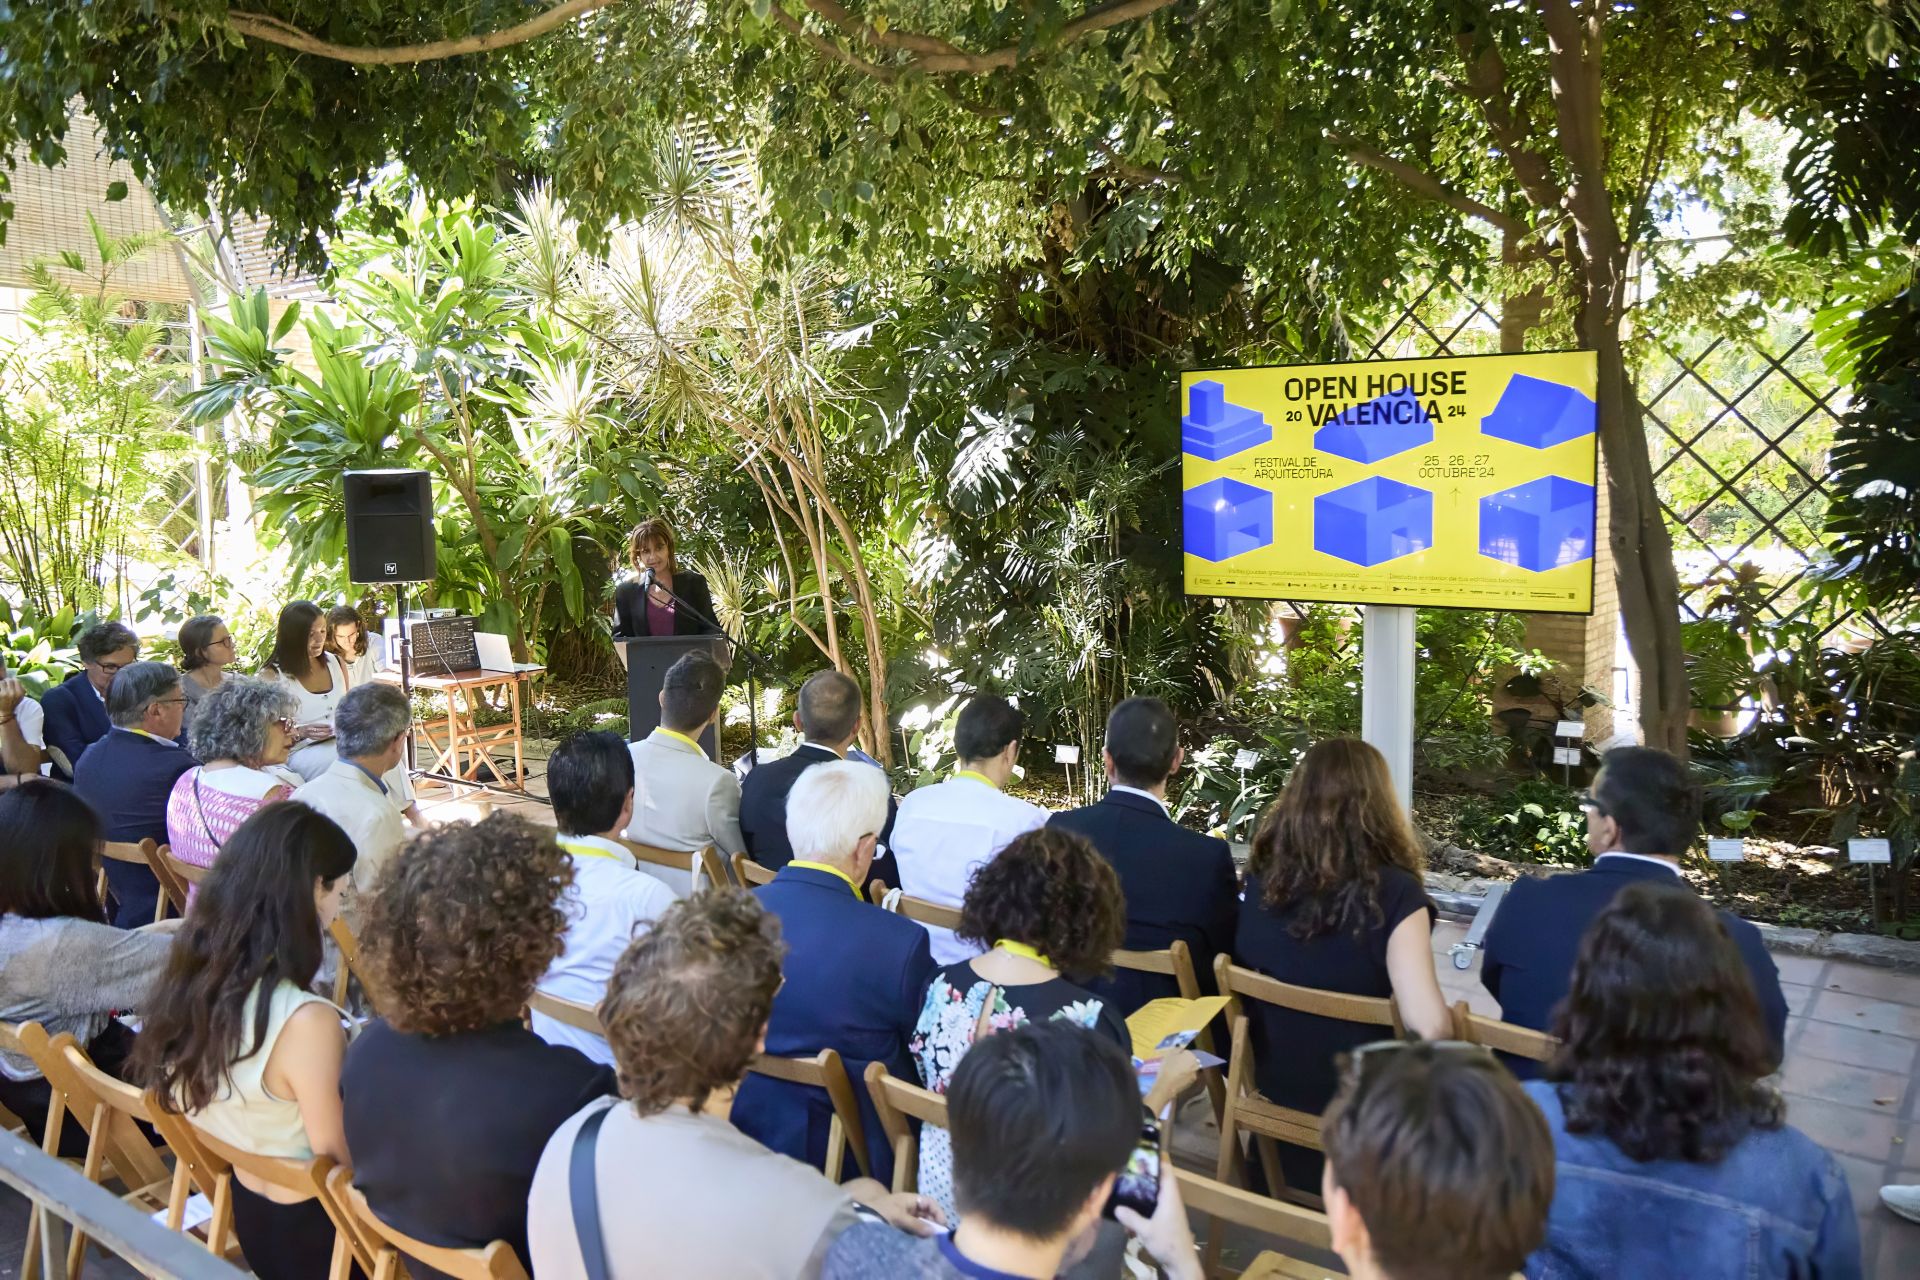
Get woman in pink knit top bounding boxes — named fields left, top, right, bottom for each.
left=166, top=677, right=304, bottom=887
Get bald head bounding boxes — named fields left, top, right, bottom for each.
left=796, top=669, right=862, bottom=746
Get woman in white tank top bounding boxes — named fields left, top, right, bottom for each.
left=134, top=800, right=358, bottom=1280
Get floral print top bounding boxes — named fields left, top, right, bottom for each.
left=907, top=961, right=1131, bottom=1222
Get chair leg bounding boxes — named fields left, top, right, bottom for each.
left=1254, top=1134, right=1286, bottom=1203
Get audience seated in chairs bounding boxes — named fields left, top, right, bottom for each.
left=623, top=651, right=746, bottom=891
left=177, top=613, right=240, bottom=731
left=732, top=760, right=936, bottom=1185
left=0, top=674, right=49, bottom=785
left=1525, top=880, right=1860, bottom=1277
left=39, top=620, right=137, bottom=781
left=1231, top=737, right=1452, bottom=1190
left=526, top=890, right=942, bottom=1280
left=133, top=801, right=358, bottom=1280
left=739, top=668, right=899, bottom=892
left=0, top=779, right=172, bottom=1154
left=1482, top=745, right=1788, bottom=1076
left=909, top=826, right=1130, bottom=1225
left=828, top=1021, right=1204, bottom=1280
left=1321, top=1040, right=1555, bottom=1280
left=530, top=731, right=675, bottom=1066
left=1048, top=696, right=1237, bottom=1014
left=890, top=694, right=1050, bottom=965
left=167, top=676, right=303, bottom=892
left=73, top=660, right=195, bottom=926
left=344, top=812, right=616, bottom=1273
left=291, top=682, right=413, bottom=910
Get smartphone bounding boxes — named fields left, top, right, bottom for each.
left=1103, top=1118, right=1162, bottom=1220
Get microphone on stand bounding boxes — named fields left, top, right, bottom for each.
left=637, top=566, right=656, bottom=591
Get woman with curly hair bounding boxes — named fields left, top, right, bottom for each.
left=340, top=812, right=613, bottom=1271
left=1232, top=737, right=1451, bottom=1191
left=165, top=676, right=303, bottom=892
left=1525, top=881, right=1859, bottom=1278
left=134, top=801, right=357, bottom=1280
left=907, top=825, right=1130, bottom=1223
left=526, top=889, right=940, bottom=1280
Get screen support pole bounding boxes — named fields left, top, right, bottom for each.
left=1361, top=604, right=1417, bottom=816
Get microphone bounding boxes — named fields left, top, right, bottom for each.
left=638, top=567, right=655, bottom=590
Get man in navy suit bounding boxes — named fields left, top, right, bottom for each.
left=1482, top=745, right=1788, bottom=1077
left=1048, top=696, right=1238, bottom=1013
left=730, top=760, right=935, bottom=1185
left=39, top=620, right=138, bottom=781
left=72, top=661, right=195, bottom=926
left=739, top=669, right=897, bottom=893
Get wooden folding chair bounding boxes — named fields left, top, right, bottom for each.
left=4, top=1020, right=70, bottom=1280
left=329, top=917, right=371, bottom=1010
left=526, top=990, right=604, bottom=1036
left=1174, top=1168, right=1342, bottom=1280
left=862, top=1062, right=949, bottom=1195
left=1449, top=1001, right=1559, bottom=1064
left=1114, top=940, right=1225, bottom=1118
left=698, top=845, right=735, bottom=889
left=890, top=892, right=962, bottom=932
left=620, top=838, right=719, bottom=892
left=325, top=1166, right=529, bottom=1280
left=96, top=840, right=168, bottom=924
left=738, top=1049, right=872, bottom=1183
left=147, top=845, right=192, bottom=920
left=1213, top=956, right=1402, bottom=1201
left=153, top=1116, right=369, bottom=1280
left=730, top=853, right=776, bottom=888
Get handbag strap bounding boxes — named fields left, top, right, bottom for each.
left=570, top=1104, right=614, bottom=1280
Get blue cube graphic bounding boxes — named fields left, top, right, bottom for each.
left=1313, top=388, right=1433, bottom=463
left=1313, top=477, right=1434, bottom=567
left=1184, top=477, right=1274, bottom=562
left=1480, top=374, right=1596, bottom=450
left=1479, top=475, right=1596, bottom=572
left=1183, top=380, right=1272, bottom=461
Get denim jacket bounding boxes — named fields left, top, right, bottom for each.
left=1524, top=1081, right=1862, bottom=1280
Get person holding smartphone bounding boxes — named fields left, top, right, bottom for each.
left=824, top=1022, right=1204, bottom=1280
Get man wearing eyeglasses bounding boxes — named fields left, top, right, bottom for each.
left=72, top=661, right=195, bottom=926
left=38, top=620, right=139, bottom=781
left=1480, top=746, right=1787, bottom=1075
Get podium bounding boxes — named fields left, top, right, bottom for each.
left=619, top=634, right=729, bottom=758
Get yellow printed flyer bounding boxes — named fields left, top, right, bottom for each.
left=1180, top=352, right=1600, bottom=613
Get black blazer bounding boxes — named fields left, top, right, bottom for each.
left=1481, top=854, right=1789, bottom=1076
left=612, top=569, right=718, bottom=638
left=38, top=671, right=112, bottom=781
left=1047, top=790, right=1239, bottom=1013
left=739, top=743, right=898, bottom=891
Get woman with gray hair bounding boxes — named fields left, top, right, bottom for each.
left=165, top=677, right=304, bottom=892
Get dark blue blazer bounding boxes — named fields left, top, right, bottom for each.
left=739, top=744, right=899, bottom=891
left=38, top=671, right=111, bottom=782
left=730, top=864, right=936, bottom=1184
left=1047, top=790, right=1239, bottom=1014
left=1482, top=855, right=1789, bottom=1077
left=73, top=728, right=196, bottom=927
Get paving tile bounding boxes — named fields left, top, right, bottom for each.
left=1823, top=964, right=1920, bottom=1009
left=1782, top=981, right=1816, bottom=1017
left=1834, top=1152, right=1892, bottom=1218
left=1772, top=953, right=1831, bottom=986
left=1872, top=1215, right=1920, bottom=1277
left=1782, top=1057, right=1910, bottom=1115
left=1898, top=1122, right=1920, bottom=1172
left=1788, top=1095, right=1902, bottom=1163
left=1810, top=989, right=1920, bottom=1039
left=1793, top=1019, right=1920, bottom=1076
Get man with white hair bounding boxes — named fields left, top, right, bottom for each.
left=729, top=760, right=936, bottom=1187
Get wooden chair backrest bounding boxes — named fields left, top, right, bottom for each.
left=1214, top=955, right=1404, bottom=1037
left=1172, top=1168, right=1339, bottom=1266
left=698, top=845, right=734, bottom=889
left=862, top=1062, right=948, bottom=1195
left=329, top=917, right=369, bottom=1010
left=98, top=840, right=169, bottom=924
left=526, top=990, right=604, bottom=1036
left=176, top=1119, right=368, bottom=1280
left=1113, top=939, right=1201, bottom=998
left=621, top=838, right=692, bottom=875
left=147, top=845, right=192, bottom=919
left=1450, top=1002, right=1559, bottom=1063
left=0, top=1020, right=41, bottom=1138
left=326, top=1167, right=529, bottom=1280
left=730, top=853, right=776, bottom=888
left=891, top=893, right=962, bottom=932
left=740, top=1049, right=872, bottom=1182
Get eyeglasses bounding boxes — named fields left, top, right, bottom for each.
left=1576, top=790, right=1608, bottom=817
left=156, top=696, right=188, bottom=707
left=94, top=660, right=131, bottom=676
left=209, top=635, right=235, bottom=648
left=1339, top=1039, right=1499, bottom=1097
left=272, top=717, right=296, bottom=734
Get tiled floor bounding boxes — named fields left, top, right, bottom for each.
left=1436, top=920, right=1920, bottom=1276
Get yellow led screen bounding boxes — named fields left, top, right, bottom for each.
left=1180, top=351, right=1599, bottom=613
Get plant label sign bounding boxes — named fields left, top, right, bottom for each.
left=1554, top=720, right=1585, bottom=739
left=1232, top=748, right=1260, bottom=771
left=1848, top=838, right=1892, bottom=865
left=1552, top=746, right=1581, bottom=766
left=1179, top=352, right=1599, bottom=613
left=1054, top=744, right=1081, bottom=765
left=1707, top=838, right=1746, bottom=863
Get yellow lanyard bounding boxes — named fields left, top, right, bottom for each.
left=558, top=837, right=623, bottom=863
left=789, top=860, right=861, bottom=897
left=124, top=728, right=168, bottom=743
left=954, top=770, right=999, bottom=789
left=994, top=939, right=1053, bottom=969
left=657, top=727, right=706, bottom=755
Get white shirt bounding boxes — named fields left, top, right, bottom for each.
left=292, top=760, right=407, bottom=896
left=1108, top=783, right=1171, bottom=816
left=1594, top=851, right=1682, bottom=876
left=534, top=834, right=677, bottom=1065
left=264, top=654, right=348, bottom=782
left=12, top=698, right=50, bottom=775
left=892, top=773, right=1050, bottom=964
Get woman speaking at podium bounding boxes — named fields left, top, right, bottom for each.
left=612, top=518, right=718, bottom=638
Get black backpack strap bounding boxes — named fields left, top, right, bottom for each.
left=570, top=1105, right=614, bottom=1280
